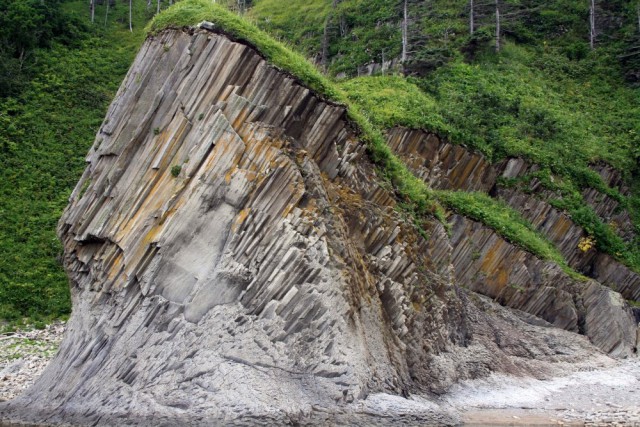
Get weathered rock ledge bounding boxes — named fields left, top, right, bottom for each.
left=387, top=127, right=640, bottom=302
left=1, top=28, right=637, bottom=426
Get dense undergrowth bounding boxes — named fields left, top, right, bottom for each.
left=0, top=0, right=151, bottom=323
left=2, top=0, right=639, bottom=323
left=249, top=0, right=640, bottom=273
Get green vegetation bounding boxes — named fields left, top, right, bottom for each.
left=338, top=52, right=639, bottom=189
left=338, top=48, right=640, bottom=270
left=171, top=165, right=182, bottom=177
left=338, top=76, right=451, bottom=136
left=248, top=0, right=401, bottom=75
left=436, top=191, right=583, bottom=279
left=2, top=0, right=639, bottom=324
left=0, top=0, right=86, bottom=97
left=0, top=0, right=151, bottom=324
left=248, top=0, right=334, bottom=61
left=148, top=0, right=342, bottom=100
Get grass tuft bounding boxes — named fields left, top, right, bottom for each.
left=148, top=0, right=590, bottom=276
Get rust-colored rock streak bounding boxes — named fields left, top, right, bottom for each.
left=389, top=127, right=640, bottom=301
left=1, top=29, right=637, bottom=426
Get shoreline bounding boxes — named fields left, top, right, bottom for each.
left=1, top=323, right=638, bottom=426
left=0, top=322, right=65, bottom=403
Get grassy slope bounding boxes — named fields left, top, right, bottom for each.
left=0, top=1, right=150, bottom=323
left=339, top=48, right=640, bottom=270
left=249, top=0, right=640, bottom=274
left=149, top=0, right=578, bottom=274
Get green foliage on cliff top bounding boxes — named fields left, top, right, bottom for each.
left=437, top=191, right=583, bottom=280
left=149, top=0, right=581, bottom=273
left=148, top=0, right=342, bottom=101
left=338, top=48, right=640, bottom=272
left=338, top=54, right=640, bottom=269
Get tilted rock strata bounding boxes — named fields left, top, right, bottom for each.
left=388, top=127, right=640, bottom=301
left=1, top=28, right=637, bottom=425
left=589, top=162, right=631, bottom=196
left=446, top=214, right=636, bottom=357
left=582, top=187, right=636, bottom=243
left=496, top=187, right=640, bottom=301
left=386, top=127, right=497, bottom=193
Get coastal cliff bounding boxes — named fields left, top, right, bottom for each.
left=1, top=25, right=637, bottom=426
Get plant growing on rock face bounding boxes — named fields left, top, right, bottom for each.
left=171, top=165, right=181, bottom=177
left=578, top=236, right=596, bottom=252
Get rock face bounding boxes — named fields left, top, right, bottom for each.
left=1, top=28, right=637, bottom=425
left=388, top=127, right=640, bottom=301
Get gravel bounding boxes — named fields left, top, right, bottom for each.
left=448, top=355, right=640, bottom=425
left=0, top=321, right=637, bottom=426
left=0, top=322, right=65, bottom=402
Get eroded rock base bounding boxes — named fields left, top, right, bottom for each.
left=1, top=27, right=637, bottom=426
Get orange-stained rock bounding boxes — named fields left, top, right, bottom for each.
left=388, top=127, right=640, bottom=301
left=1, top=28, right=636, bottom=426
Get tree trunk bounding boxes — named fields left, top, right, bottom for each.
left=590, top=0, right=596, bottom=49
left=90, top=0, right=95, bottom=23
left=147, top=0, right=152, bottom=9
left=470, top=0, right=474, bottom=35
left=129, top=0, right=133, bottom=32
left=157, top=0, right=160, bottom=15
left=339, top=15, right=347, bottom=37
left=321, top=0, right=339, bottom=70
left=495, top=0, right=500, bottom=52
left=104, top=0, right=109, bottom=26
left=636, top=3, right=639, bottom=34
left=401, top=0, right=408, bottom=62
left=321, top=18, right=330, bottom=69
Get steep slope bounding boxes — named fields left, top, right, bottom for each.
left=0, top=20, right=636, bottom=425
left=251, top=0, right=640, bottom=284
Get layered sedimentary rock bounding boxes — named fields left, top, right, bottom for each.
left=388, top=127, right=640, bottom=301
left=495, top=188, right=640, bottom=301
left=1, top=27, right=637, bottom=425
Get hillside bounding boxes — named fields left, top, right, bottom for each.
left=1, top=1, right=639, bottom=424
left=0, top=1, right=637, bottom=325
left=0, top=0, right=152, bottom=324
left=249, top=0, right=640, bottom=287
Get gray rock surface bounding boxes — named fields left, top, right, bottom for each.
left=1, top=28, right=637, bottom=426
left=389, top=127, right=640, bottom=301
left=452, top=354, right=640, bottom=426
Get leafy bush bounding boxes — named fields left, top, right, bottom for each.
left=0, top=0, right=150, bottom=321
